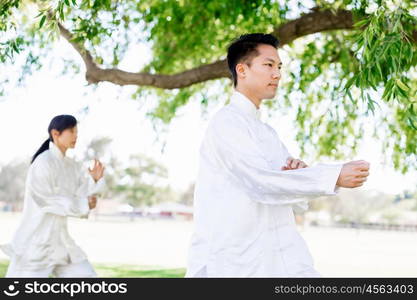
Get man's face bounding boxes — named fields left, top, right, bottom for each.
left=237, top=44, right=282, bottom=100
left=54, top=126, right=78, bottom=149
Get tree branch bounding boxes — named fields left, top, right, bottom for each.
left=57, top=8, right=416, bottom=89
left=272, top=9, right=354, bottom=45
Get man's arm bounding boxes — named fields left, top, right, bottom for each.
left=282, top=157, right=369, bottom=188
left=208, top=112, right=347, bottom=205
left=209, top=111, right=370, bottom=205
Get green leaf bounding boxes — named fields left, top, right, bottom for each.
left=407, top=116, right=417, bottom=130
left=39, top=15, right=46, bottom=29
left=354, top=18, right=369, bottom=28
left=396, top=78, right=409, bottom=92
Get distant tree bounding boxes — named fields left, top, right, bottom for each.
left=114, top=154, right=174, bottom=207
left=0, top=161, right=28, bottom=211
left=179, top=183, right=194, bottom=206
left=311, top=189, right=393, bottom=223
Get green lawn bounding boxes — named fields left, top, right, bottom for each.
left=0, top=260, right=7, bottom=277
left=0, top=260, right=185, bottom=278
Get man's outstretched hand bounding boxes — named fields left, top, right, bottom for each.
left=336, top=160, right=370, bottom=188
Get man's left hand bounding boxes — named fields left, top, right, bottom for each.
left=281, top=157, right=308, bottom=170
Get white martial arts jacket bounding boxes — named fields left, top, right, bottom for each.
left=1, top=142, right=105, bottom=270
left=186, top=91, right=342, bottom=277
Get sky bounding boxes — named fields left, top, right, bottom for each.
left=0, top=37, right=416, bottom=195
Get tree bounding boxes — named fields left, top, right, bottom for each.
left=0, top=160, right=28, bottom=211
left=179, top=183, right=194, bottom=206
left=310, top=189, right=395, bottom=224
left=81, top=136, right=174, bottom=205
left=114, top=154, right=174, bottom=207
left=1, top=0, right=416, bottom=172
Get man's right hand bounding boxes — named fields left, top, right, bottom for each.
left=88, top=195, right=98, bottom=210
left=336, top=160, right=370, bottom=188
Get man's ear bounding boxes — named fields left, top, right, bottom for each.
left=235, top=63, right=246, bottom=79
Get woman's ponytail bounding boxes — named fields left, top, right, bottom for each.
left=31, top=138, right=51, bottom=164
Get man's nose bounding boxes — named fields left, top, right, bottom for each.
left=272, top=69, right=281, bottom=79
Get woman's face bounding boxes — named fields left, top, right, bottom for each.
left=53, top=126, right=78, bottom=149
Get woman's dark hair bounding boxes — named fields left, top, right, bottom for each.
left=31, top=115, right=77, bottom=164
left=227, top=33, right=279, bottom=87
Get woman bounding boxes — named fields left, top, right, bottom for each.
left=1, top=115, right=105, bottom=277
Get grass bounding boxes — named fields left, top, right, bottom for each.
left=94, top=263, right=185, bottom=277
left=0, top=260, right=185, bottom=278
left=0, top=260, right=8, bottom=277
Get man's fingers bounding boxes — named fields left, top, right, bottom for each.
left=353, top=178, right=367, bottom=186
left=354, top=165, right=370, bottom=172
left=358, top=162, right=370, bottom=170
left=291, top=160, right=298, bottom=169
left=356, top=171, right=369, bottom=178
left=283, top=158, right=307, bottom=170
left=351, top=160, right=370, bottom=170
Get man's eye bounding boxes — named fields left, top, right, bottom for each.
left=265, top=63, right=273, bottom=67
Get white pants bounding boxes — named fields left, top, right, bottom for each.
left=187, top=266, right=207, bottom=278
left=5, top=259, right=97, bottom=278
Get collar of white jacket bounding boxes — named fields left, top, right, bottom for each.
left=231, top=91, right=261, bottom=120
left=49, top=141, right=66, bottom=159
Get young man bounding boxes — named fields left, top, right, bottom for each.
left=186, top=33, right=370, bottom=277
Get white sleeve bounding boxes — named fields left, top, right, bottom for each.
left=273, top=130, right=310, bottom=211
left=209, top=112, right=342, bottom=205
left=28, top=159, right=90, bottom=218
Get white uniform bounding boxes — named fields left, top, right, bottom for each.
left=1, top=142, right=105, bottom=277
left=186, top=91, right=342, bottom=277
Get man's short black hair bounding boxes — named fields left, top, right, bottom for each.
left=227, top=33, right=279, bottom=87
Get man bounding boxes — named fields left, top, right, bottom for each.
left=186, top=33, right=370, bottom=277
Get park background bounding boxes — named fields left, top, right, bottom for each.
left=1, top=0, right=416, bottom=277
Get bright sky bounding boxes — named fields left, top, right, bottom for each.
left=0, top=38, right=416, bottom=195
